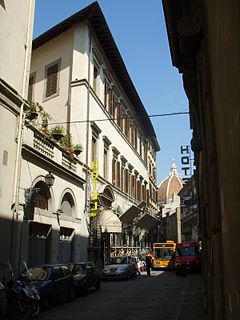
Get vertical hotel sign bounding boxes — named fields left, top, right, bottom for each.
left=180, top=145, right=191, bottom=182
left=89, top=161, right=98, bottom=217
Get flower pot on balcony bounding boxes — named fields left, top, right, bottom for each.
left=50, top=125, right=65, bottom=141
left=73, top=144, right=83, bottom=156
left=51, top=133, right=64, bottom=141
left=26, top=111, right=38, bottom=121
left=74, top=149, right=82, bottom=156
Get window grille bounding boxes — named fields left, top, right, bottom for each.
left=46, top=63, right=58, bottom=97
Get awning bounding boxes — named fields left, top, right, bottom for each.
left=119, top=205, right=142, bottom=225
left=100, top=210, right=122, bottom=233
left=135, top=213, right=160, bottom=231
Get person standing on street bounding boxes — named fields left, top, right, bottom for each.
left=145, top=252, right=153, bottom=276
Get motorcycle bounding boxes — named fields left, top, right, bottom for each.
left=5, top=262, right=40, bottom=320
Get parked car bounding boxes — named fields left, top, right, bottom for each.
left=102, top=256, right=138, bottom=280
left=26, top=264, right=74, bottom=308
left=175, top=242, right=201, bottom=275
left=0, top=281, right=7, bottom=319
left=69, top=262, right=101, bottom=296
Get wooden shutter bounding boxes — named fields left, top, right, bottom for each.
left=109, top=88, right=113, bottom=116
left=125, top=169, right=128, bottom=194
left=112, top=158, right=116, bottom=185
left=117, top=162, right=120, bottom=188
left=28, top=74, right=35, bottom=103
left=46, top=63, right=58, bottom=97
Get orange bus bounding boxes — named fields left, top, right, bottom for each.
left=153, top=241, right=176, bottom=269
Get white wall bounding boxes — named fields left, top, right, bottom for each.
left=0, top=0, right=35, bottom=98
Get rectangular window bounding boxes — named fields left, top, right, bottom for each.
left=28, top=73, right=36, bottom=103
left=112, top=157, right=116, bottom=186
left=125, top=168, right=128, bottom=194
left=45, top=62, right=59, bottom=98
left=104, top=148, right=108, bottom=179
left=92, top=136, right=97, bottom=162
left=119, top=105, right=123, bottom=131
left=135, top=128, right=138, bottom=150
left=109, top=89, right=113, bottom=117
left=124, top=115, right=129, bottom=139
left=104, top=80, right=108, bottom=109
left=131, top=124, right=135, bottom=145
left=93, top=63, right=100, bottom=94
left=117, top=102, right=121, bottom=127
left=131, top=175, right=134, bottom=198
left=121, top=166, right=124, bottom=191
left=113, top=95, right=117, bottom=122
left=137, top=181, right=141, bottom=201
left=117, top=162, right=120, bottom=188
left=146, top=189, right=150, bottom=207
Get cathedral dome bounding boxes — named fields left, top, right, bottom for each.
left=158, top=160, right=184, bottom=203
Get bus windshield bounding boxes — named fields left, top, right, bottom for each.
left=154, top=247, right=175, bottom=260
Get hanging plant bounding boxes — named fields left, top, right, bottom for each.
left=50, top=125, right=64, bottom=141
left=26, top=102, right=39, bottom=121
left=73, top=143, right=83, bottom=156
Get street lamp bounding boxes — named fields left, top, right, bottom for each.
left=44, top=172, right=55, bottom=188
left=24, top=172, right=55, bottom=221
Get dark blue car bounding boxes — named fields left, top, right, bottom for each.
left=27, top=264, right=74, bottom=308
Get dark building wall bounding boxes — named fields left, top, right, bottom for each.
left=202, top=1, right=240, bottom=319
left=162, top=1, right=240, bottom=319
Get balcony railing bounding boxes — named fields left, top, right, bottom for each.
left=33, top=132, right=54, bottom=158
left=24, top=124, right=82, bottom=176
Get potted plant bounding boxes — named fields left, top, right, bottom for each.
left=50, top=125, right=64, bottom=141
left=73, top=144, right=83, bottom=156
left=26, top=102, right=39, bottom=120
left=60, top=134, right=75, bottom=157
left=41, top=111, right=51, bottom=135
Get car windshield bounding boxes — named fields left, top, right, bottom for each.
left=177, top=247, right=197, bottom=256
left=72, top=264, right=86, bottom=275
left=109, top=257, right=128, bottom=265
left=154, top=248, right=174, bottom=260
left=28, top=267, right=49, bottom=281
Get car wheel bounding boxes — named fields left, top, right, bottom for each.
left=30, top=301, right=40, bottom=317
left=41, top=295, right=51, bottom=310
left=68, top=287, right=75, bottom=301
left=95, top=279, right=101, bottom=291
left=79, top=284, right=88, bottom=296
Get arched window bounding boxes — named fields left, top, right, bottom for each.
left=34, top=181, right=50, bottom=210
left=61, top=192, right=75, bottom=217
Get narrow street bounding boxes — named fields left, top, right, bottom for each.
left=37, top=271, right=207, bottom=320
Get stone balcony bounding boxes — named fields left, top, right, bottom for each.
left=23, top=123, right=84, bottom=180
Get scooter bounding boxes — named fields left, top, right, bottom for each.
left=6, top=262, right=40, bottom=320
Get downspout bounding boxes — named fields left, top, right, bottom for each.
left=84, top=30, right=92, bottom=218
left=10, top=102, right=25, bottom=266
left=10, top=0, right=35, bottom=269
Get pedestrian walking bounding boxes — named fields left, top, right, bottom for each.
left=145, top=252, right=153, bottom=276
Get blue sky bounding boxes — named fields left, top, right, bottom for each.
left=33, top=0, right=193, bottom=185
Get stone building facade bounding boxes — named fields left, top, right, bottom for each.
left=162, top=0, right=240, bottom=319
left=23, top=3, right=160, bottom=268
left=0, top=0, right=35, bottom=277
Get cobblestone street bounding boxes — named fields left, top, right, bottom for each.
left=37, top=271, right=207, bottom=320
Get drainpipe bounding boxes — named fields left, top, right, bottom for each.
left=10, top=102, right=25, bottom=271
left=21, top=0, right=35, bottom=100
left=10, top=0, right=35, bottom=271
left=84, top=30, right=92, bottom=218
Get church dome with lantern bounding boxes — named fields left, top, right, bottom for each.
left=158, top=160, right=184, bottom=204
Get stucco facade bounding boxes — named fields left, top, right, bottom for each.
left=0, top=0, right=35, bottom=278
left=25, top=3, right=160, bottom=267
